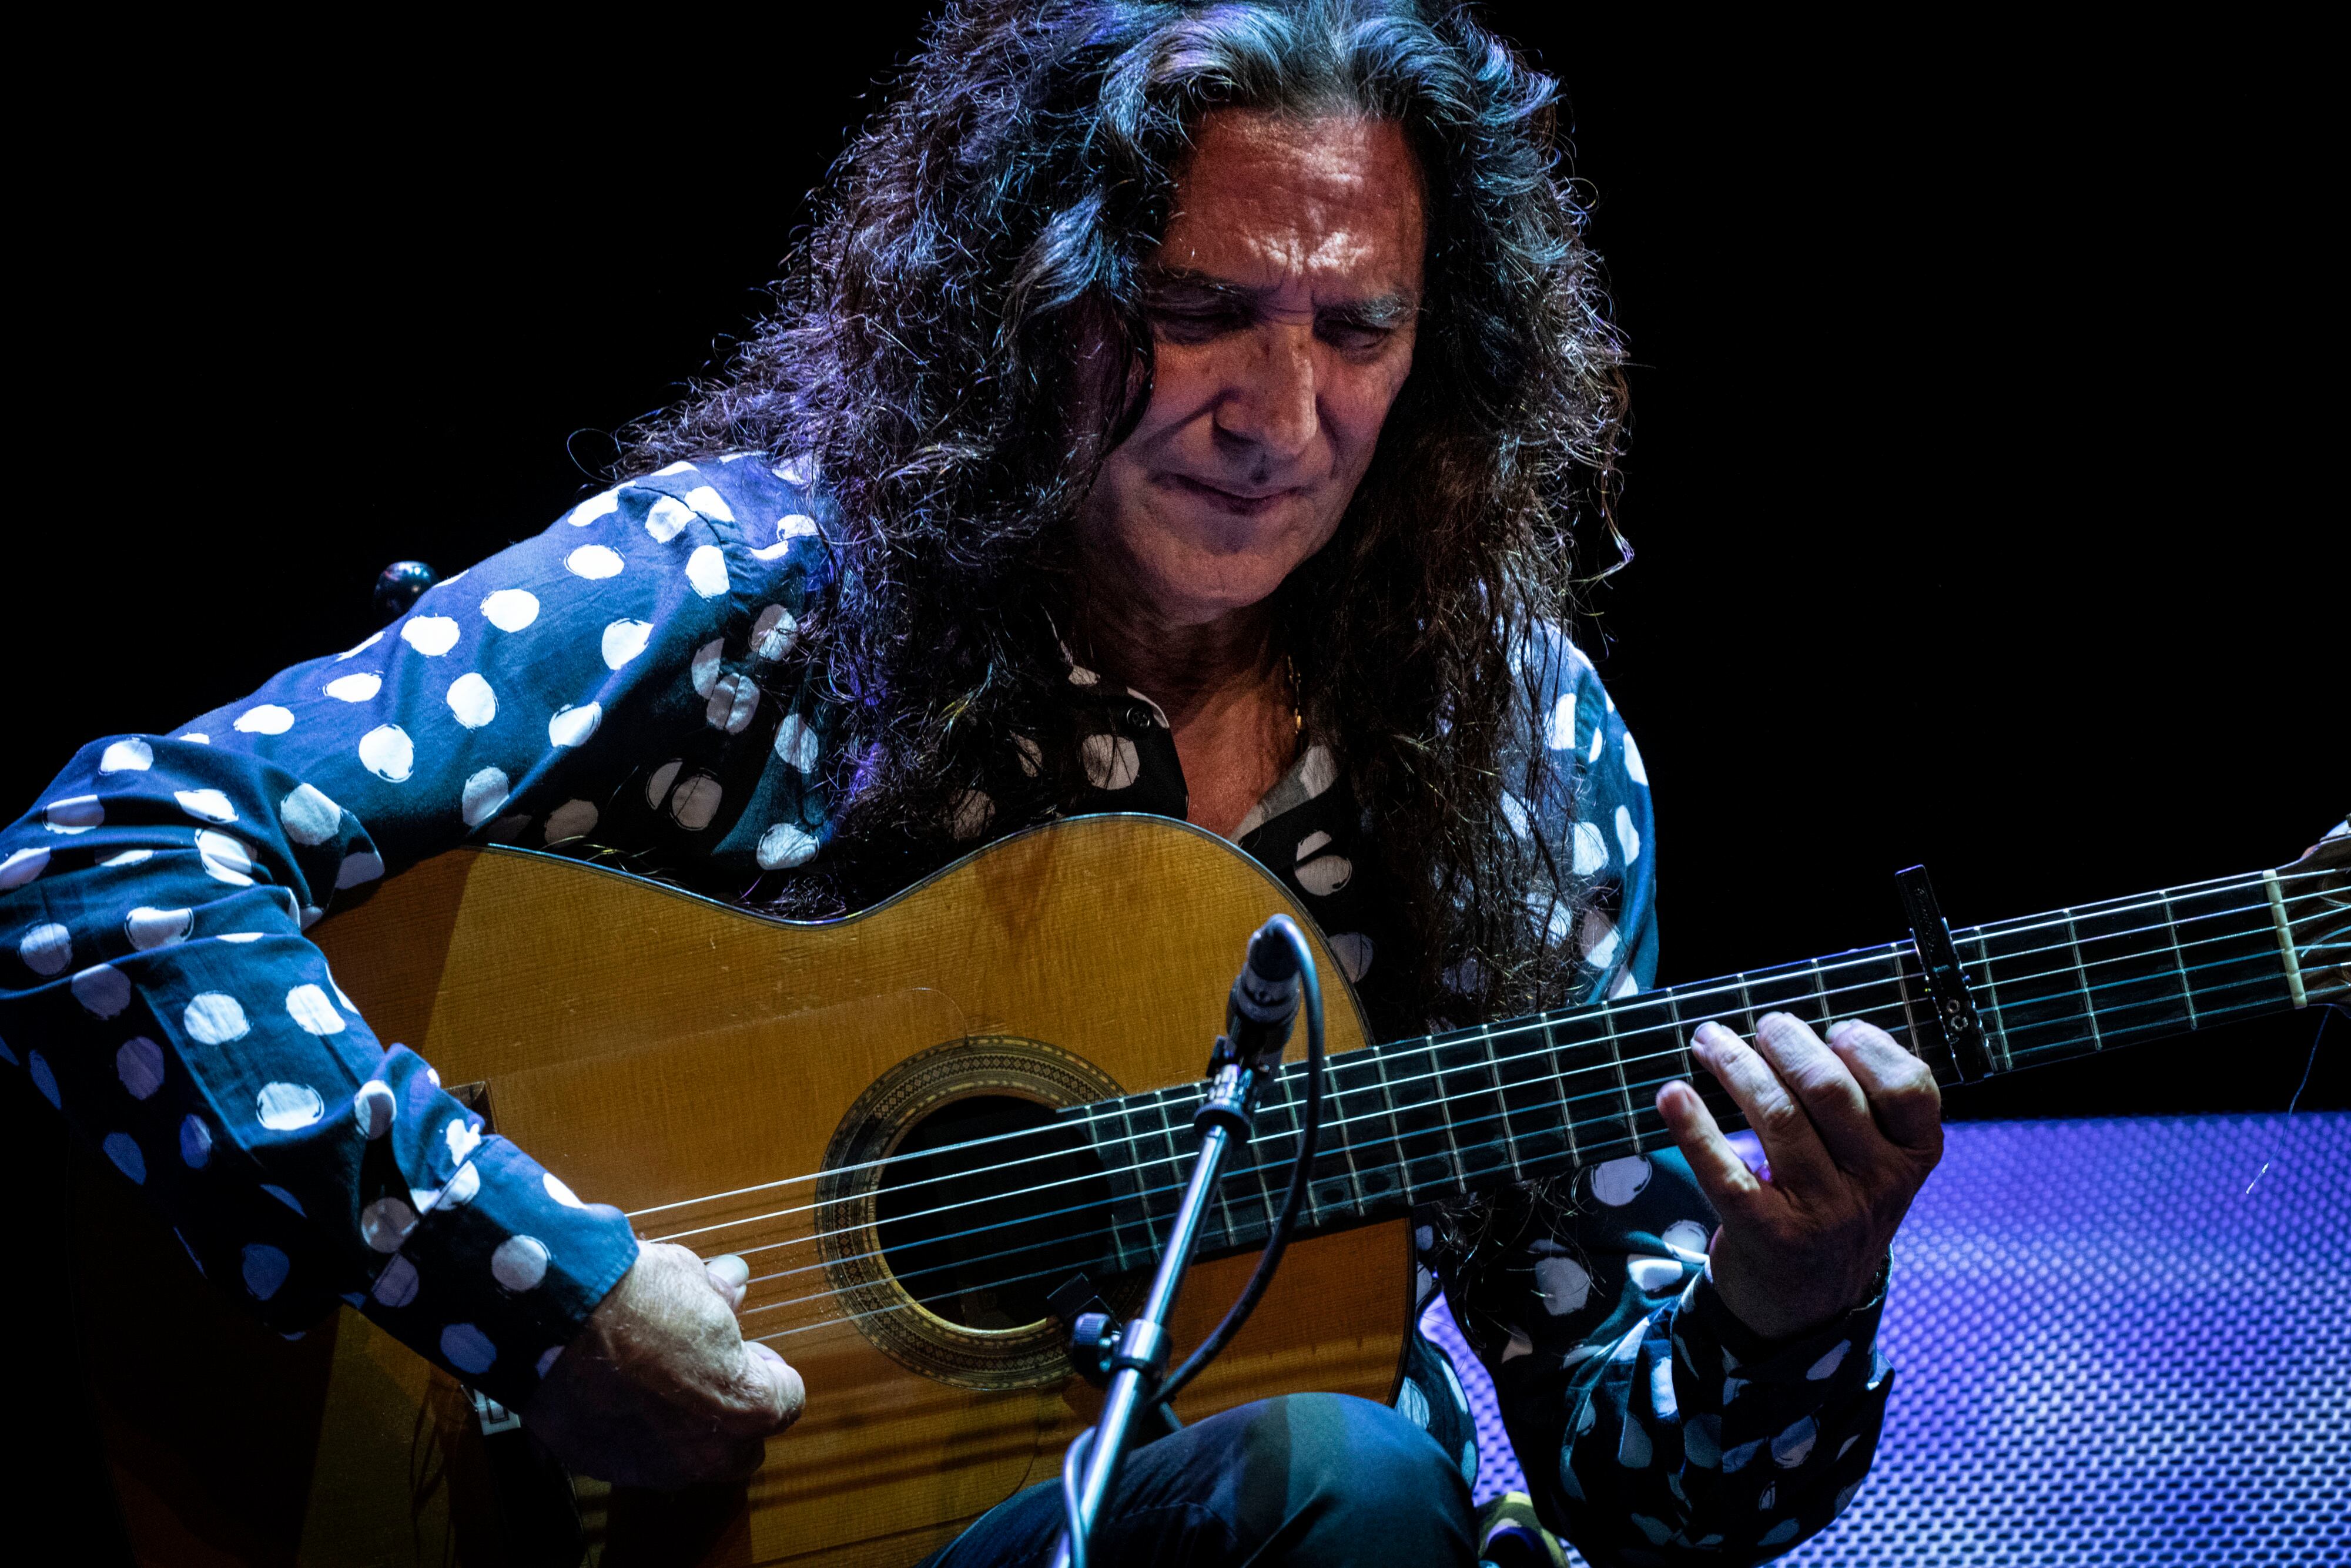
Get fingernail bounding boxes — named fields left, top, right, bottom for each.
left=748, top=1341, right=784, bottom=1363
left=1693, top=1021, right=1729, bottom=1046
left=1827, top=1019, right=1857, bottom=1040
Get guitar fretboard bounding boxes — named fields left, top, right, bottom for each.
left=1076, top=867, right=2332, bottom=1272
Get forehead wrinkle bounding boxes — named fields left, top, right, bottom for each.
left=1158, top=110, right=1425, bottom=311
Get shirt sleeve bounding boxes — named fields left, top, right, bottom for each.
left=0, top=457, right=821, bottom=1408
left=1450, top=638, right=1895, bottom=1564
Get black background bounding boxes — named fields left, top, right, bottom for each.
left=5, top=6, right=2340, bottom=1542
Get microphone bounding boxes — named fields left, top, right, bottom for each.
left=1224, top=918, right=1302, bottom=1071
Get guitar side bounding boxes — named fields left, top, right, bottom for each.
left=73, top=815, right=1418, bottom=1567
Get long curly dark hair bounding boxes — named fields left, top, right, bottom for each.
left=627, top=0, right=1627, bottom=1034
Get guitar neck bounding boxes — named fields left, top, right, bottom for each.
left=1082, top=864, right=2340, bottom=1271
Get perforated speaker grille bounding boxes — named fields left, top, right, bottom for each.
left=1429, top=1113, right=2351, bottom=1566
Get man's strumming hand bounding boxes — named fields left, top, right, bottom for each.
left=523, top=1242, right=805, bottom=1489
left=1657, top=1013, right=1943, bottom=1342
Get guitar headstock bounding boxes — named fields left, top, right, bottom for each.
left=2285, top=818, right=2351, bottom=1004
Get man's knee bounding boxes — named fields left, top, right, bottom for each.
left=1230, top=1392, right=1474, bottom=1553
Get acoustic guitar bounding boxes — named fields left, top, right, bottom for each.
left=70, top=813, right=2347, bottom=1567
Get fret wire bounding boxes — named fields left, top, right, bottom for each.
left=1367, top=1040, right=1412, bottom=1201
left=1552, top=1017, right=1583, bottom=1168
left=1662, top=986, right=1692, bottom=1104
left=1420, top=1044, right=1458, bottom=1190
left=1485, top=1021, right=1524, bottom=1181
left=1159, top=1088, right=1190, bottom=1235
left=1204, top=1087, right=1245, bottom=1251
left=1260, top=1067, right=1297, bottom=1233
left=2159, top=887, right=2200, bottom=1028
left=1890, top=949, right=1936, bottom=1068
left=1111, top=1090, right=1149, bottom=1268
left=1603, top=996, right=1638, bottom=1141
left=2061, top=907, right=2103, bottom=1050
left=1322, top=1054, right=1372, bottom=1220
left=1964, top=930, right=2010, bottom=1050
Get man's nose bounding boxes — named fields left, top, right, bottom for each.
left=1213, top=325, right=1318, bottom=460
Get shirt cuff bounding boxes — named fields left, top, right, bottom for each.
left=1680, top=1253, right=1892, bottom=1386
left=355, top=1095, right=637, bottom=1408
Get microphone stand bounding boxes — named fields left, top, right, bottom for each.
left=1050, top=917, right=1324, bottom=1568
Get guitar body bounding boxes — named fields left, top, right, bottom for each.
left=72, top=815, right=1414, bottom=1567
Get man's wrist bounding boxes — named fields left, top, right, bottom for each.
left=1694, top=1250, right=1891, bottom=1365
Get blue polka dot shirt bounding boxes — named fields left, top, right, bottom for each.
left=0, top=454, right=1891, bottom=1563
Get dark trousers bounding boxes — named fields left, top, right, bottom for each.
left=925, top=1393, right=1477, bottom=1568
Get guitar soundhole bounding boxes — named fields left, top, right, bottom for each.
left=817, top=1034, right=1131, bottom=1387
left=875, top=1095, right=1113, bottom=1331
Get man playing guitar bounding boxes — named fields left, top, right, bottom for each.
left=0, top=4, right=1945, bottom=1563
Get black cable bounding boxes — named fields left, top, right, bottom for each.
left=1158, top=921, right=1326, bottom=1407
left=1054, top=922, right=1327, bottom=1567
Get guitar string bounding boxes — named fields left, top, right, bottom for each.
left=735, top=995, right=1937, bottom=1328
left=651, top=886, right=2342, bottom=1261
left=625, top=867, right=2339, bottom=1229
left=616, top=865, right=2342, bottom=1232
left=736, top=976, right=2309, bottom=1348
left=639, top=890, right=2329, bottom=1256
left=738, top=971, right=2322, bottom=1335
left=725, top=956, right=2319, bottom=1314
left=669, top=891, right=2347, bottom=1276
left=715, top=949, right=2303, bottom=1314
left=732, top=937, right=2348, bottom=1312
left=722, top=862, right=2349, bottom=1326
left=739, top=974, right=2313, bottom=1341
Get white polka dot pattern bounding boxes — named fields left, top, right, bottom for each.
left=757, top=822, right=819, bottom=870
left=461, top=767, right=511, bottom=828
left=480, top=588, right=539, bottom=631
left=371, top=1254, right=420, bottom=1308
left=256, top=1080, right=324, bottom=1130
left=72, top=964, right=133, bottom=1018
left=284, top=984, right=344, bottom=1035
left=279, top=783, right=343, bottom=845
left=565, top=543, right=624, bottom=579
left=359, top=724, right=416, bottom=782
left=547, top=703, right=601, bottom=749
left=400, top=617, right=461, bottom=657
left=441, top=1323, right=497, bottom=1375
left=446, top=673, right=497, bottom=729
left=183, top=993, right=249, bottom=1044
left=491, top=1235, right=551, bottom=1292
left=601, top=618, right=654, bottom=669
left=116, top=1036, right=166, bottom=1099
left=19, top=922, right=73, bottom=976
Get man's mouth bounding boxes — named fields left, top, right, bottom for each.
left=1163, top=473, right=1297, bottom=512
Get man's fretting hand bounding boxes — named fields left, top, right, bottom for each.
left=523, top=1242, right=805, bottom=1490
left=1657, top=1013, right=1943, bottom=1342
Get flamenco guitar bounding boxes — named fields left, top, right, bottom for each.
left=69, top=814, right=2348, bottom=1567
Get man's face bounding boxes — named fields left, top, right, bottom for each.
left=1079, top=110, right=1426, bottom=626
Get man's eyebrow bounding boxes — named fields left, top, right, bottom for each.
left=1142, top=266, right=1420, bottom=326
